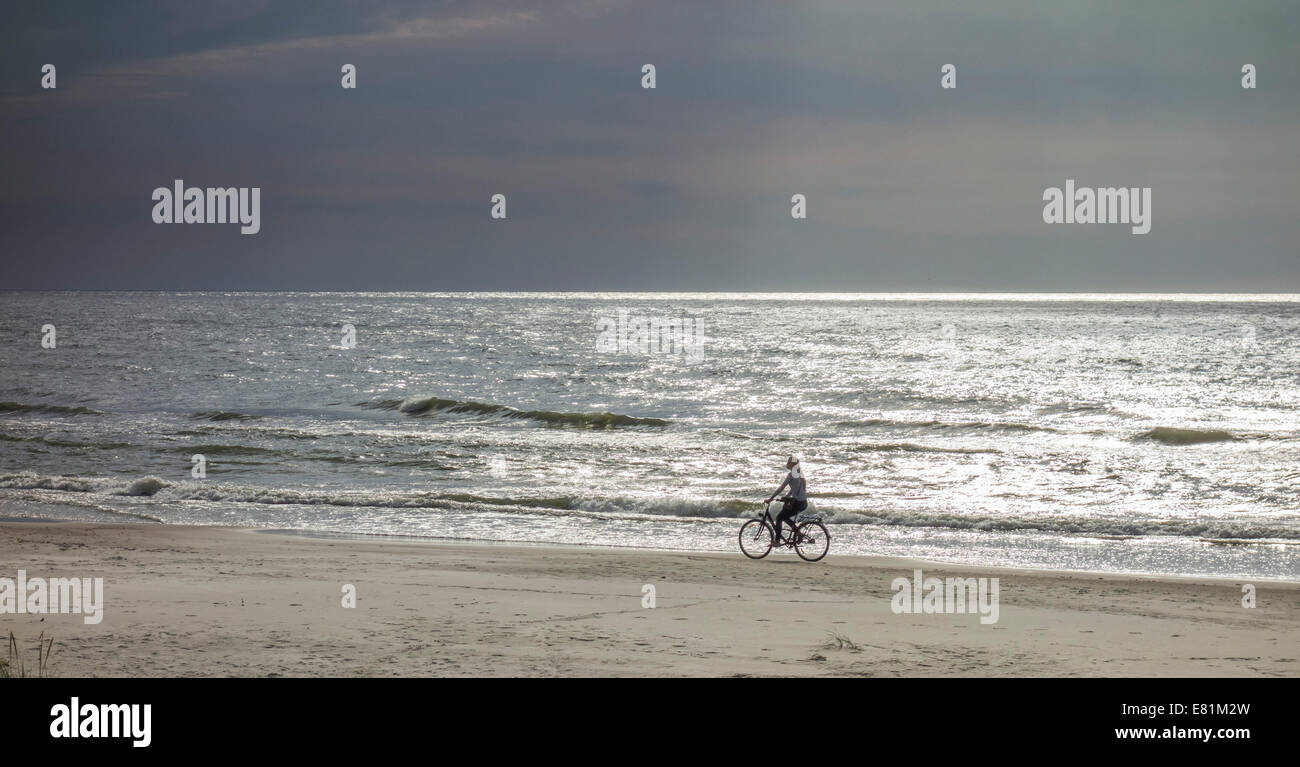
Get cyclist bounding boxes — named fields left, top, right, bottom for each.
left=765, top=455, right=808, bottom=547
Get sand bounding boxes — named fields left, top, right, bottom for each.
left=0, top=521, right=1295, bottom=677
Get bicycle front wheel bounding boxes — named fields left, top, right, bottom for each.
left=739, top=519, right=773, bottom=559
left=794, top=520, right=830, bottom=562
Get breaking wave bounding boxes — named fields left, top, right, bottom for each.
left=3, top=473, right=1296, bottom=542
left=819, top=507, right=1299, bottom=542
left=1138, top=427, right=1239, bottom=446
left=191, top=411, right=261, bottom=422
left=358, top=396, right=669, bottom=428
left=124, top=476, right=167, bottom=496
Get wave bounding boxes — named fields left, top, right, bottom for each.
left=1138, top=427, right=1239, bottom=446
left=821, top=508, right=1299, bottom=542
left=3, top=472, right=1295, bottom=542
left=847, top=442, right=1000, bottom=455
left=191, top=410, right=261, bottom=422
left=188, top=443, right=283, bottom=457
left=0, top=401, right=101, bottom=416
left=509, top=495, right=1300, bottom=541
left=0, top=473, right=745, bottom=520
left=0, top=472, right=169, bottom=497
left=0, top=432, right=134, bottom=450
left=836, top=418, right=1057, bottom=434
left=0, top=491, right=165, bottom=523
left=358, top=396, right=669, bottom=428
left=1036, top=402, right=1107, bottom=413
left=569, top=496, right=758, bottom=519
left=434, top=493, right=572, bottom=510
left=0, top=473, right=564, bottom=512
left=124, top=476, right=167, bottom=496
left=0, top=472, right=425, bottom=508
left=0, top=473, right=116, bottom=493
left=174, top=426, right=320, bottom=440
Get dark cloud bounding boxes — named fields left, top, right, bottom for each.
left=1, top=1, right=1297, bottom=290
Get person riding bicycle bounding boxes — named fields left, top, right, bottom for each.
left=765, top=455, right=808, bottom=547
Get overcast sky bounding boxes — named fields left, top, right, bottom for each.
left=1, top=1, right=1297, bottom=291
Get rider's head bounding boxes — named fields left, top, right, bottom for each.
left=786, top=454, right=799, bottom=470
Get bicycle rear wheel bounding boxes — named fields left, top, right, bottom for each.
left=739, top=519, right=773, bottom=559
left=794, top=520, right=830, bottom=562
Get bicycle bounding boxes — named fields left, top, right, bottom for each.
left=738, top=497, right=830, bottom=562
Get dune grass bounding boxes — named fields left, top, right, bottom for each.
left=823, top=631, right=860, bottom=652
left=0, top=631, right=55, bottom=678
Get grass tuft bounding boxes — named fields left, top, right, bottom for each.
left=0, top=631, right=55, bottom=678
left=823, top=631, right=859, bottom=652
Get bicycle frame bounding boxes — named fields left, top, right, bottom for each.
left=757, top=500, right=809, bottom=539
left=753, top=503, right=780, bottom=528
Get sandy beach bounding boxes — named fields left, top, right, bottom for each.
left=0, top=521, right=1295, bottom=677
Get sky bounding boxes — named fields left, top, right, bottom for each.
left=1, top=0, right=1297, bottom=291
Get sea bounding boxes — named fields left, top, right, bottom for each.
left=1, top=291, right=1297, bottom=580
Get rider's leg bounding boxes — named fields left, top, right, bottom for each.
left=779, top=501, right=807, bottom=544
left=775, top=501, right=796, bottom=543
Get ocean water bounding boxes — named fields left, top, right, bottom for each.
left=1, top=291, right=1297, bottom=580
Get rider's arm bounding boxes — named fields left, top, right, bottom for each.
left=767, top=473, right=792, bottom=502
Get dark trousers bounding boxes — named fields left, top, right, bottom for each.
left=774, top=499, right=807, bottom=542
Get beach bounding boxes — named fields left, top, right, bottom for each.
left=2, top=521, right=1295, bottom=678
